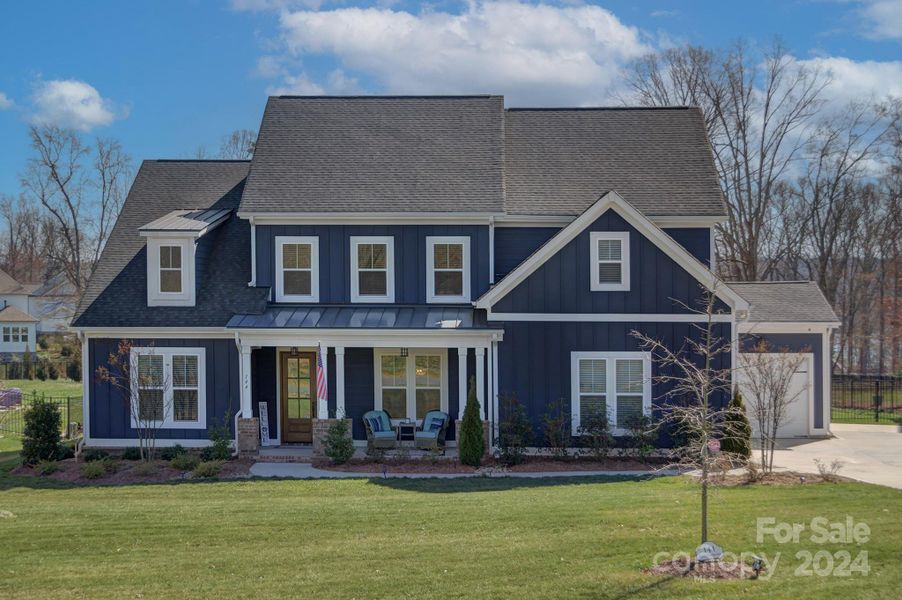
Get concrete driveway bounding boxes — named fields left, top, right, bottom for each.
left=771, top=424, right=902, bottom=490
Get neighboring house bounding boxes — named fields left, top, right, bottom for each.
left=0, top=268, right=77, bottom=335
left=70, top=96, right=839, bottom=451
left=0, top=305, right=38, bottom=355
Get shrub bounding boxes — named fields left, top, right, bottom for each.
left=21, top=401, right=62, bottom=465
left=497, top=393, right=532, bottom=466
left=323, top=419, right=355, bottom=464
left=541, top=397, right=570, bottom=459
left=80, top=460, right=107, bottom=479
left=22, top=350, right=33, bottom=379
left=814, top=458, right=845, bottom=482
left=721, top=390, right=752, bottom=460
left=67, top=360, right=81, bottom=382
left=170, top=453, right=200, bottom=471
left=458, top=377, right=485, bottom=467
left=202, top=419, right=232, bottom=461
left=578, top=410, right=612, bottom=460
left=624, top=415, right=656, bottom=462
left=35, top=460, right=60, bottom=475
left=35, top=361, right=47, bottom=381
left=193, top=460, right=223, bottom=478
left=48, top=362, right=60, bottom=380
left=56, top=443, right=75, bottom=461
left=37, top=336, right=50, bottom=351
left=60, top=344, right=73, bottom=357
left=160, top=444, right=187, bottom=461
left=121, top=447, right=142, bottom=461
left=83, top=448, right=110, bottom=463
left=131, top=462, right=158, bottom=477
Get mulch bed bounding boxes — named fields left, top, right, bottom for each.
left=12, top=458, right=254, bottom=485
left=312, top=456, right=664, bottom=474
left=702, top=471, right=854, bottom=487
left=645, top=559, right=763, bottom=580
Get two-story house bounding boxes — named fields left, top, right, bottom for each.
left=71, top=96, right=839, bottom=451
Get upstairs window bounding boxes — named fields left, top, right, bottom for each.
left=130, top=347, right=206, bottom=429
left=146, top=238, right=195, bottom=307
left=426, top=236, right=470, bottom=303
left=275, top=236, right=319, bottom=302
left=571, top=351, right=650, bottom=434
left=159, top=245, right=182, bottom=293
left=589, top=232, right=630, bottom=291
left=351, top=236, right=394, bottom=302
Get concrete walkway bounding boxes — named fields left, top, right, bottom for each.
left=249, top=462, right=672, bottom=480
left=771, top=423, right=902, bottom=490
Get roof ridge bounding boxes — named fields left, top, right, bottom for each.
left=151, top=159, right=251, bottom=163
left=274, top=95, right=500, bottom=100
left=506, top=106, right=692, bottom=112
left=729, top=280, right=815, bottom=284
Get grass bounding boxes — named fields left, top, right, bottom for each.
left=0, top=475, right=899, bottom=598
left=832, top=407, right=902, bottom=425
left=0, top=378, right=82, bottom=398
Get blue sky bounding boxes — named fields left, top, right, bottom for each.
left=1, top=0, right=900, bottom=194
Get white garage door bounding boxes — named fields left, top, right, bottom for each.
left=737, top=353, right=814, bottom=438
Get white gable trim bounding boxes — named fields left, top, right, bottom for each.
left=475, top=191, right=748, bottom=312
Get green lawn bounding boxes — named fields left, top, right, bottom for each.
left=0, top=378, right=82, bottom=398
left=0, top=475, right=899, bottom=598
left=832, top=407, right=902, bottom=425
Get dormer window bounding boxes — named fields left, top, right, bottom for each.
left=351, top=236, right=394, bottom=303
left=426, top=236, right=470, bottom=303
left=589, top=232, right=630, bottom=291
left=146, top=238, right=195, bottom=306
left=159, top=245, right=183, bottom=293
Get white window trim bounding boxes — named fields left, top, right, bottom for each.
left=373, top=348, right=448, bottom=422
left=275, top=236, right=320, bottom=302
left=129, top=347, right=207, bottom=429
left=350, top=236, right=395, bottom=303
left=571, top=351, right=651, bottom=435
left=147, top=238, right=195, bottom=306
left=426, top=236, right=471, bottom=303
left=589, top=231, right=630, bottom=292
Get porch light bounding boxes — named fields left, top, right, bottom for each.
left=290, top=346, right=299, bottom=357
left=400, top=347, right=408, bottom=357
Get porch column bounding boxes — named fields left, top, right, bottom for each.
left=335, top=346, right=346, bottom=418
left=476, top=347, right=486, bottom=419
left=317, top=346, right=329, bottom=419
left=458, top=347, right=468, bottom=419
left=240, top=345, right=253, bottom=418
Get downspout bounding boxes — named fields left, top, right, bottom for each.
left=232, top=332, right=242, bottom=457
left=76, top=330, right=88, bottom=456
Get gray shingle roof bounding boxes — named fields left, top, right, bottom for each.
left=729, top=281, right=839, bottom=323
left=227, top=305, right=496, bottom=330
left=72, top=160, right=269, bottom=327
left=504, top=107, right=727, bottom=216
left=240, top=96, right=506, bottom=214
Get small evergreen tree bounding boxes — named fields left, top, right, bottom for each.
left=721, top=389, right=752, bottom=460
left=48, top=362, right=60, bottom=380
left=21, top=401, right=62, bottom=465
left=22, top=348, right=34, bottom=379
left=35, top=361, right=48, bottom=381
left=459, top=376, right=485, bottom=467
left=323, top=419, right=355, bottom=464
left=498, top=392, right=532, bottom=466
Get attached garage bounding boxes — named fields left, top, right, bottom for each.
left=729, top=281, right=840, bottom=439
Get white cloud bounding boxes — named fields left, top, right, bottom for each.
left=30, top=79, right=123, bottom=131
left=798, top=56, right=902, bottom=107
left=857, top=0, right=902, bottom=40
left=273, top=1, right=650, bottom=105
left=0, top=92, right=13, bottom=109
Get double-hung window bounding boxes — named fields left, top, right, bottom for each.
left=589, top=232, right=630, bottom=291
left=275, top=236, right=319, bottom=302
left=571, top=351, right=650, bottom=434
left=426, top=236, right=470, bottom=303
left=351, top=236, right=394, bottom=302
left=146, top=238, right=194, bottom=306
left=130, top=347, right=206, bottom=429
left=159, top=245, right=183, bottom=293
left=2, top=326, right=28, bottom=343
left=375, top=349, right=446, bottom=421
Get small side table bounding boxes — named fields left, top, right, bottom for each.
left=396, top=421, right=416, bottom=444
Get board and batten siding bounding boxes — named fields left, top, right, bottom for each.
left=88, top=338, right=239, bottom=440
left=255, top=224, right=491, bottom=304
left=739, top=332, right=826, bottom=430
left=492, top=212, right=725, bottom=314
left=497, top=321, right=733, bottom=443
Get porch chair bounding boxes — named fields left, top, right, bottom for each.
left=363, top=410, right=397, bottom=451
left=414, top=410, right=450, bottom=452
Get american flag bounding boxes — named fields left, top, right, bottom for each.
left=316, top=343, right=328, bottom=403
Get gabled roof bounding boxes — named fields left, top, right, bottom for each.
left=0, top=269, right=30, bottom=295
left=73, top=160, right=268, bottom=327
left=28, top=272, right=75, bottom=298
left=475, top=191, right=748, bottom=311
left=728, top=281, right=839, bottom=324
left=504, top=107, right=726, bottom=217
left=240, top=96, right=506, bottom=215
left=0, top=305, right=39, bottom=323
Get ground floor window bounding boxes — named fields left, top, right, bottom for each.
left=129, top=347, right=206, bottom=429
left=571, top=351, right=651, bottom=434
left=375, top=349, right=447, bottom=421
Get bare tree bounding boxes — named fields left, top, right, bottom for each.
left=738, top=341, right=808, bottom=473
left=218, top=129, right=257, bottom=160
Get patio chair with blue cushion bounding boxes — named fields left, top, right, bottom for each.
left=414, top=410, right=450, bottom=452
left=363, top=410, right=397, bottom=451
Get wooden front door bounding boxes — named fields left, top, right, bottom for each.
left=280, top=352, right=315, bottom=443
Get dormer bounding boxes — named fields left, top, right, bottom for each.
left=139, top=208, right=231, bottom=307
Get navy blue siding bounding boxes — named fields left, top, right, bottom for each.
left=663, top=228, right=711, bottom=267
left=493, top=211, right=727, bottom=314
left=498, top=321, right=733, bottom=444
left=88, top=338, right=239, bottom=440
left=740, top=332, right=825, bottom=429
left=256, top=224, right=491, bottom=304
left=251, top=347, right=278, bottom=438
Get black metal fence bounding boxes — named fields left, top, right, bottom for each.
left=0, top=392, right=83, bottom=438
left=832, top=375, right=902, bottom=425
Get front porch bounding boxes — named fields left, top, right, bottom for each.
left=229, top=309, right=503, bottom=454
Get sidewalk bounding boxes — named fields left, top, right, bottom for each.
left=249, top=462, right=675, bottom=479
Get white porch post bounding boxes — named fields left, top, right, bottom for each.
left=335, top=346, right=346, bottom=418
left=240, top=345, right=253, bottom=418
left=318, top=345, right=329, bottom=419
left=458, top=347, right=468, bottom=419
left=476, top=347, right=486, bottom=419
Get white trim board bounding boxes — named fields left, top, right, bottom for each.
left=487, top=312, right=733, bottom=323
left=475, top=192, right=749, bottom=312
left=238, top=212, right=504, bottom=225
left=737, top=322, right=839, bottom=334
